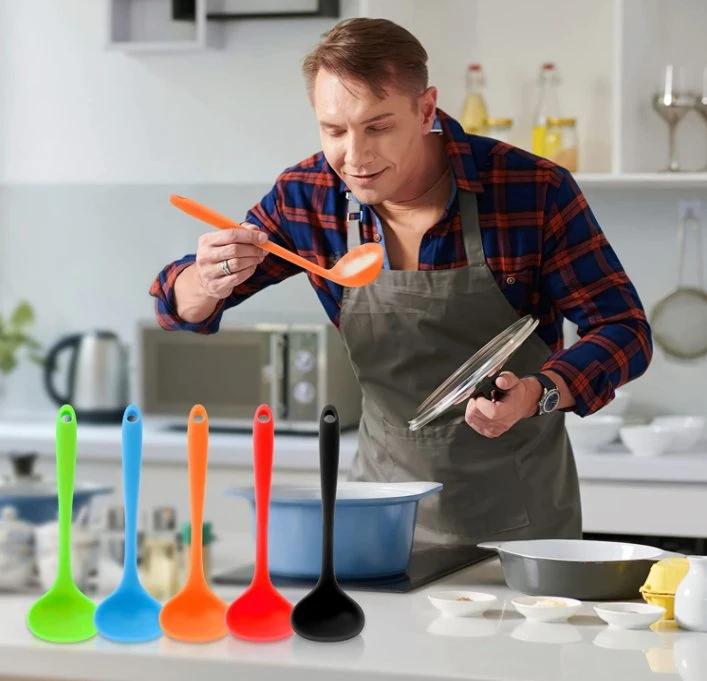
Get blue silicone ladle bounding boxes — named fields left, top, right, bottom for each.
left=94, top=405, right=162, bottom=642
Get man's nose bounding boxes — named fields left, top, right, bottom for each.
left=345, top=132, right=373, bottom=169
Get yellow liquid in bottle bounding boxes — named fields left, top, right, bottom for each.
left=532, top=126, right=546, bottom=155
left=543, top=130, right=562, bottom=159
left=461, top=94, right=488, bottom=135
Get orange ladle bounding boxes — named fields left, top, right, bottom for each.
left=170, top=194, right=384, bottom=288
left=159, top=405, right=228, bottom=643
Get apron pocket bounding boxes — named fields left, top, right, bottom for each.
left=382, top=417, right=531, bottom=541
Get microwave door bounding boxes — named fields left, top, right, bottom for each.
left=141, top=327, right=281, bottom=426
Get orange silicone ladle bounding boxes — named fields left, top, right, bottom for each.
left=170, top=194, right=383, bottom=288
left=159, top=405, right=228, bottom=643
left=225, top=404, right=293, bottom=642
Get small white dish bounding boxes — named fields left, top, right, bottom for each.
left=565, top=414, right=622, bottom=452
left=619, top=424, right=675, bottom=456
left=427, top=590, right=497, bottom=617
left=594, top=602, right=665, bottom=629
left=511, top=595, right=582, bottom=622
left=651, top=416, right=705, bottom=451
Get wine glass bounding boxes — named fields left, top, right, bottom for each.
left=694, top=66, right=707, bottom=172
left=651, top=65, right=696, bottom=172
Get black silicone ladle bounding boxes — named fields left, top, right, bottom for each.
left=291, top=405, right=365, bottom=642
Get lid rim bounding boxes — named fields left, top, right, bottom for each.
left=409, top=316, right=539, bottom=430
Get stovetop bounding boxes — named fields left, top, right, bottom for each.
left=212, top=544, right=493, bottom=593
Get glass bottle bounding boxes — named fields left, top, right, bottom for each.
left=544, top=117, right=578, bottom=171
left=531, top=62, right=561, bottom=156
left=486, top=117, right=513, bottom=144
left=460, top=63, right=488, bottom=135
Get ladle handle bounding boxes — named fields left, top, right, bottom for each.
left=319, top=405, right=340, bottom=581
left=252, top=404, right=274, bottom=588
left=169, top=195, right=328, bottom=278
left=55, top=404, right=77, bottom=586
left=186, top=404, right=209, bottom=589
left=121, top=405, right=142, bottom=585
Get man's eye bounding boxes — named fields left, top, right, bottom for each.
left=368, top=126, right=391, bottom=133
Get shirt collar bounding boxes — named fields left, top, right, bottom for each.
left=335, top=108, right=484, bottom=197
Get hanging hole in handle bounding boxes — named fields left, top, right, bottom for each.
left=61, top=414, right=72, bottom=423
left=323, top=414, right=336, bottom=424
left=127, top=414, right=138, bottom=423
left=193, top=414, right=204, bottom=423
left=256, top=404, right=272, bottom=423
left=59, top=405, right=74, bottom=423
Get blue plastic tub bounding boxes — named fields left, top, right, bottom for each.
left=0, top=482, right=113, bottom=524
left=227, top=481, right=442, bottom=579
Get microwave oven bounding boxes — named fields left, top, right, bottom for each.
left=137, top=320, right=362, bottom=433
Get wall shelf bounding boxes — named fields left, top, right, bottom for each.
left=107, top=0, right=341, bottom=52
left=574, top=173, right=707, bottom=189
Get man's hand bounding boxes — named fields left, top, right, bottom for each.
left=464, top=371, right=542, bottom=438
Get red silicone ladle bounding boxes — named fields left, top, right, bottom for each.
left=225, top=404, right=293, bottom=641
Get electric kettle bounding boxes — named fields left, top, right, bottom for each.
left=43, top=330, right=128, bottom=423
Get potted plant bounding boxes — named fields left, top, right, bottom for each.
left=0, top=301, right=44, bottom=397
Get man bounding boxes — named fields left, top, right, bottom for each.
left=150, top=18, right=652, bottom=546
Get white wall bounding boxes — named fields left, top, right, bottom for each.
left=0, top=0, right=706, bottom=423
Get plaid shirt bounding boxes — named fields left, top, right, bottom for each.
left=150, top=109, right=652, bottom=417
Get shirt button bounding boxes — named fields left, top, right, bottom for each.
left=506, top=276, right=516, bottom=285
left=373, top=233, right=382, bottom=243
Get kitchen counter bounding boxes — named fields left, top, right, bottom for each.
left=0, top=533, right=702, bottom=681
left=2, top=415, right=707, bottom=482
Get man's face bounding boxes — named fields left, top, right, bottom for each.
left=312, top=68, right=437, bottom=204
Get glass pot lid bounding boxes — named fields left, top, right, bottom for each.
left=408, top=315, right=540, bottom=431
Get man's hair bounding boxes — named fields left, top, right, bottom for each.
left=302, top=18, right=428, bottom=101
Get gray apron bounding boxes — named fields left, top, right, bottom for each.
left=339, top=188, right=582, bottom=545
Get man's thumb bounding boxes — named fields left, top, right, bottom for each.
left=495, top=372, right=519, bottom=390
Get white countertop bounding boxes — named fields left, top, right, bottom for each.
left=2, top=415, right=707, bottom=483
left=0, top=533, right=702, bottom=681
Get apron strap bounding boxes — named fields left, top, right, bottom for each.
left=458, top=190, right=486, bottom=268
left=346, top=191, right=363, bottom=251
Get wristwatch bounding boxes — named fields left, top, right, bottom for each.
left=530, top=373, right=560, bottom=416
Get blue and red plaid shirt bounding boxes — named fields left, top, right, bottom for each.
left=150, top=109, right=652, bottom=417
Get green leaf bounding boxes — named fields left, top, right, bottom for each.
left=0, top=354, right=17, bottom=374
left=10, top=302, right=34, bottom=328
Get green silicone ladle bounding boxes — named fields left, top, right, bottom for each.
left=27, top=404, right=97, bottom=643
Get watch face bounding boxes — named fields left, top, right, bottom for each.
left=542, top=389, right=560, bottom=413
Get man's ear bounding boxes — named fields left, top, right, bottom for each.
left=419, top=86, right=438, bottom=132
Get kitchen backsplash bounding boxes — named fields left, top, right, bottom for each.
left=0, top=183, right=705, bottom=419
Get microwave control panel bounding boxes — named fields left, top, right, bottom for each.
left=287, top=332, right=319, bottom=420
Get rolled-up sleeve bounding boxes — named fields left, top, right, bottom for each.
left=539, top=170, right=653, bottom=416
left=149, top=178, right=300, bottom=334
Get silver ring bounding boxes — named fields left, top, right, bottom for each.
left=220, top=259, right=233, bottom=276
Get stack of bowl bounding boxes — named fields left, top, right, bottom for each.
left=620, top=416, right=705, bottom=457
